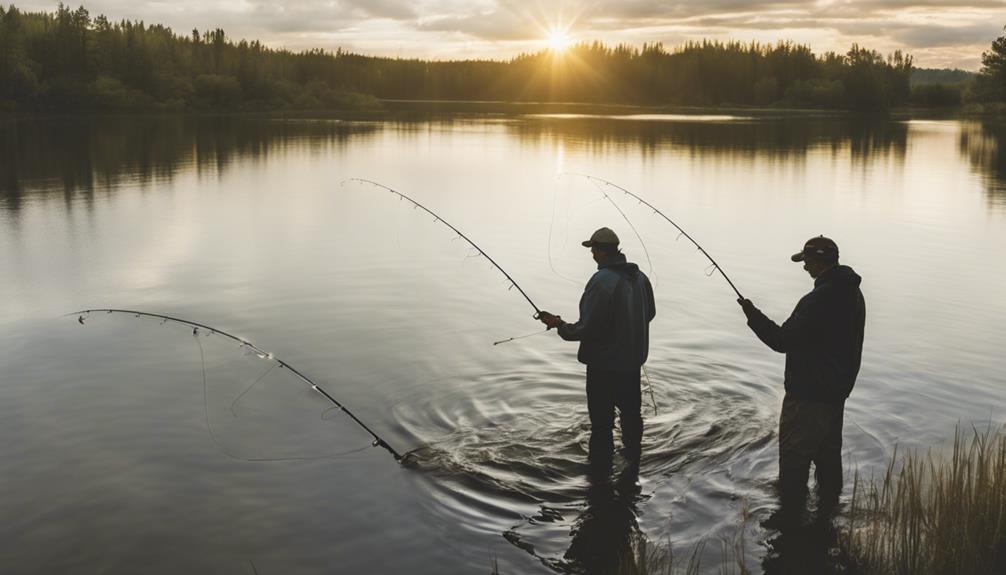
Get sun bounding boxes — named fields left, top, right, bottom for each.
left=545, top=27, right=573, bottom=53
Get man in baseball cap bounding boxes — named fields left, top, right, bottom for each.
left=538, top=227, right=656, bottom=469
left=580, top=226, right=620, bottom=248
left=790, top=235, right=839, bottom=263
left=737, top=235, right=866, bottom=528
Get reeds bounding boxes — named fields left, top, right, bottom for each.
left=613, top=517, right=751, bottom=575
left=841, top=425, right=1006, bottom=574
left=611, top=535, right=696, bottom=575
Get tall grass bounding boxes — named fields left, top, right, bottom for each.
left=841, top=425, right=1006, bottom=574
left=614, top=533, right=750, bottom=575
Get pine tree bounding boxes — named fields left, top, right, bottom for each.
left=976, top=27, right=1006, bottom=101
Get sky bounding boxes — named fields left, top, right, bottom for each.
left=17, top=1, right=1006, bottom=69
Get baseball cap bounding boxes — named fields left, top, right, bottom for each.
left=791, top=236, right=839, bottom=262
left=582, top=227, right=620, bottom=248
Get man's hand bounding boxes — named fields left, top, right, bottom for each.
left=537, top=311, right=563, bottom=330
left=737, top=298, right=757, bottom=315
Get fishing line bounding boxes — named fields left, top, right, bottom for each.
left=492, top=329, right=550, bottom=346
left=71, top=309, right=404, bottom=462
left=584, top=178, right=657, bottom=286
left=342, top=178, right=543, bottom=318
left=642, top=366, right=658, bottom=416
left=547, top=175, right=581, bottom=285
left=546, top=178, right=656, bottom=286
left=229, top=361, right=279, bottom=417
left=193, top=332, right=353, bottom=463
left=563, top=173, right=745, bottom=300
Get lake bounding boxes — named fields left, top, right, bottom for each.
left=1, top=111, right=1005, bottom=573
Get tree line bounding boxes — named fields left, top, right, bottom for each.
left=1, top=4, right=1003, bottom=113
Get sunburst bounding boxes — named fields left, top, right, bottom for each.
left=545, top=26, right=573, bottom=53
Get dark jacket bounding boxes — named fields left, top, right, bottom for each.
left=558, top=254, right=656, bottom=371
left=743, top=265, right=866, bottom=404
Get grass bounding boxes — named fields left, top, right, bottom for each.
left=614, top=536, right=703, bottom=575
left=841, top=425, right=1006, bottom=574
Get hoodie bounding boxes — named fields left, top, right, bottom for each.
left=743, top=265, right=866, bottom=404
left=558, top=253, right=656, bottom=371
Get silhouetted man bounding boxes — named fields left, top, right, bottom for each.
left=737, top=236, right=865, bottom=525
left=538, top=227, right=656, bottom=467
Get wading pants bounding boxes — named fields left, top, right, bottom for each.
left=778, top=394, right=845, bottom=513
left=586, top=366, right=642, bottom=464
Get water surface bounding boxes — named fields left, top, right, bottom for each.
left=2, top=112, right=1005, bottom=573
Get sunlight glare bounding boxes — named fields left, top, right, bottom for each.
left=545, top=28, right=573, bottom=53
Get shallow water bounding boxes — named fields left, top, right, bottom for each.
left=1, top=113, right=1005, bottom=573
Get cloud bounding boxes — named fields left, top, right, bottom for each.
left=342, top=0, right=417, bottom=20
left=891, top=22, right=1005, bottom=48
left=14, top=0, right=1006, bottom=68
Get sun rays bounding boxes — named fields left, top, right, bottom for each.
left=545, top=26, right=574, bottom=53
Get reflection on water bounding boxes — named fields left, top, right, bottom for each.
left=0, top=116, right=378, bottom=212
left=514, top=115, right=909, bottom=163
left=561, top=463, right=644, bottom=574
left=761, top=518, right=844, bottom=575
left=2, top=112, right=1006, bottom=574
left=529, top=113, right=748, bottom=122
left=0, top=113, right=943, bottom=215
left=959, top=120, right=1006, bottom=205
left=17, top=114, right=1006, bottom=216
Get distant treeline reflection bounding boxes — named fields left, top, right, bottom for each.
left=0, top=4, right=918, bottom=113
left=0, top=116, right=377, bottom=211
left=2, top=114, right=1004, bottom=212
left=960, top=121, right=1006, bottom=204
left=513, top=116, right=911, bottom=161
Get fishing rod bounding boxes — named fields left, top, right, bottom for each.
left=342, top=178, right=543, bottom=318
left=546, top=173, right=656, bottom=285
left=69, top=308, right=404, bottom=462
left=563, top=173, right=744, bottom=300
left=584, top=178, right=656, bottom=284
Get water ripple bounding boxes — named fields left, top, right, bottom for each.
left=393, top=354, right=778, bottom=569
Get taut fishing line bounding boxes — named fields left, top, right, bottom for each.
left=70, top=309, right=403, bottom=462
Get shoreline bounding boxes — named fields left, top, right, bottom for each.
left=1, top=99, right=991, bottom=121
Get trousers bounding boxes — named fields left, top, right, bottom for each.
left=778, top=394, right=845, bottom=512
left=586, top=366, right=642, bottom=464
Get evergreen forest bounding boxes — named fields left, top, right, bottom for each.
left=1, top=4, right=1003, bottom=113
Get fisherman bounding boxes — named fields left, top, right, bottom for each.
left=736, top=236, right=865, bottom=525
left=538, top=227, right=656, bottom=467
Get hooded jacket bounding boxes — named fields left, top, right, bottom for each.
left=743, top=265, right=866, bottom=404
left=558, top=253, right=656, bottom=371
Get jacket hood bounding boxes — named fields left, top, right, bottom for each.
left=600, top=254, right=640, bottom=278
left=817, top=264, right=861, bottom=288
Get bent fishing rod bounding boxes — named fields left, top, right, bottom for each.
left=548, top=173, right=655, bottom=285
left=69, top=308, right=404, bottom=462
left=563, top=173, right=744, bottom=300
left=342, top=178, right=543, bottom=318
